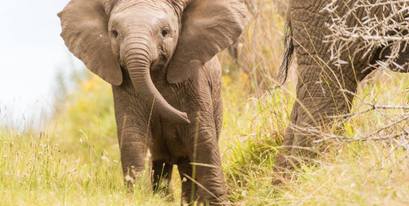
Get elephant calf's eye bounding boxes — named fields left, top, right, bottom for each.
left=111, top=30, right=119, bottom=38
left=161, top=28, right=170, bottom=38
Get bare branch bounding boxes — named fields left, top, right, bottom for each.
left=325, top=0, right=409, bottom=72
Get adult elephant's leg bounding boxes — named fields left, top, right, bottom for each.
left=112, top=73, right=149, bottom=187
left=272, top=106, right=298, bottom=181
left=272, top=0, right=381, bottom=184
left=275, top=62, right=359, bottom=175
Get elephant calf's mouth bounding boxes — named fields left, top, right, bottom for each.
left=150, top=54, right=168, bottom=72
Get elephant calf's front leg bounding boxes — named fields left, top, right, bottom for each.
left=119, top=127, right=148, bottom=186
left=113, top=83, right=149, bottom=187
left=178, top=114, right=228, bottom=205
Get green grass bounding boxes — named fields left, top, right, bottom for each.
left=1, top=71, right=408, bottom=205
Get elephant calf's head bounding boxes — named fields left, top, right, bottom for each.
left=58, top=0, right=248, bottom=124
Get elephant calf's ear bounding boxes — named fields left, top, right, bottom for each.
left=58, top=0, right=123, bottom=86
left=167, top=0, right=249, bottom=84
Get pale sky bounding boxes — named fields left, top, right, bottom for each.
left=0, top=0, right=82, bottom=128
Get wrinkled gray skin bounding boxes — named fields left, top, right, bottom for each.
left=274, top=0, right=409, bottom=180
left=59, top=0, right=248, bottom=204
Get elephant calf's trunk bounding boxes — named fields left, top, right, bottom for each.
left=126, top=48, right=190, bottom=124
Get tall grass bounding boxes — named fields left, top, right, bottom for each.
left=219, top=0, right=287, bottom=93
left=1, top=0, right=409, bottom=205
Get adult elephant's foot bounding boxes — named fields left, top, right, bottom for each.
left=272, top=152, right=297, bottom=185
left=272, top=123, right=299, bottom=185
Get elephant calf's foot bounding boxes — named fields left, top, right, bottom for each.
left=152, top=160, right=173, bottom=195
left=123, top=166, right=146, bottom=192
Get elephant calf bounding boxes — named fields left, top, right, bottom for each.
left=58, top=0, right=248, bottom=204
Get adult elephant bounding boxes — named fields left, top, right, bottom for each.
left=58, top=0, right=248, bottom=204
left=274, top=0, right=409, bottom=180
